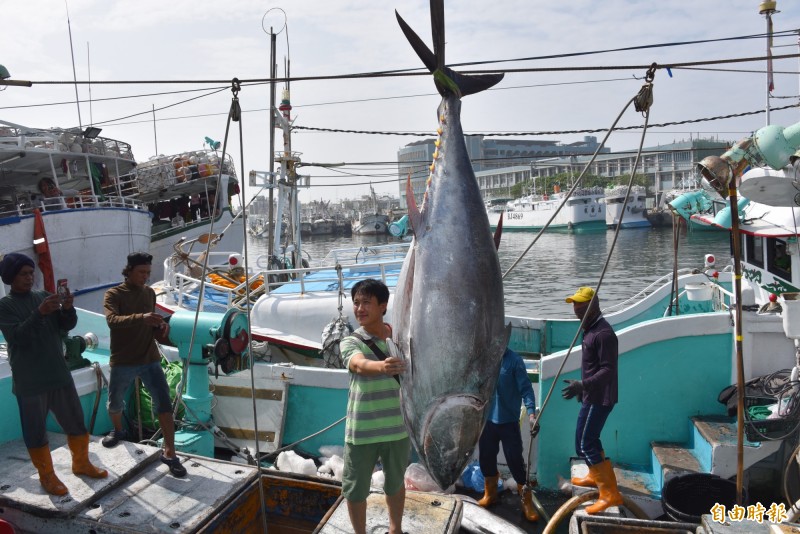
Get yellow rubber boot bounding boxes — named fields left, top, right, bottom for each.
left=519, top=484, right=540, bottom=522
left=477, top=475, right=499, bottom=507
left=27, top=445, right=68, bottom=496
left=585, top=460, right=624, bottom=514
left=571, top=451, right=605, bottom=487
left=67, top=434, right=108, bottom=479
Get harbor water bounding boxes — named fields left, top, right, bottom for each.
left=245, top=226, right=732, bottom=319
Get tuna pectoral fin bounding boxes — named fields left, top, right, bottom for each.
left=421, top=394, right=486, bottom=489
left=493, top=211, right=504, bottom=250
left=406, top=174, right=424, bottom=238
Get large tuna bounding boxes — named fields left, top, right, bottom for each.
left=391, top=1, right=509, bottom=490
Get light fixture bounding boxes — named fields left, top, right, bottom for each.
left=697, top=120, right=800, bottom=200
left=0, top=64, right=9, bottom=80
left=696, top=137, right=752, bottom=198
left=83, top=126, right=102, bottom=139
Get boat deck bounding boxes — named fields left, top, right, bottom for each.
left=0, top=433, right=258, bottom=533
left=317, top=490, right=462, bottom=533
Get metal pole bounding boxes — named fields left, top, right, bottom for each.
left=152, top=104, right=158, bottom=155
left=728, top=182, right=746, bottom=505
left=268, top=31, right=277, bottom=257
left=759, top=0, right=778, bottom=126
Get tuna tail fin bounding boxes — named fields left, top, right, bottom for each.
left=395, top=3, right=504, bottom=98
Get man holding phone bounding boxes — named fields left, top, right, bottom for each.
left=0, top=253, right=107, bottom=495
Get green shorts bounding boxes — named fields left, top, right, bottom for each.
left=342, top=437, right=411, bottom=502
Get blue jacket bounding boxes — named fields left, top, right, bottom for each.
left=488, top=348, right=537, bottom=424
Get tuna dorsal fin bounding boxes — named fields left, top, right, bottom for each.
left=493, top=211, right=503, bottom=251
left=396, top=4, right=504, bottom=98
left=405, top=174, right=425, bottom=238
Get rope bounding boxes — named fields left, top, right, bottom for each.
left=520, top=64, right=656, bottom=487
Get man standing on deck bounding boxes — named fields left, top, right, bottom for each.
left=562, top=286, right=623, bottom=514
left=339, top=278, right=409, bottom=534
left=0, top=253, right=107, bottom=496
left=102, top=252, right=186, bottom=478
left=476, top=347, right=540, bottom=522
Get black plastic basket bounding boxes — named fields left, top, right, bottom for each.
left=662, top=473, right=744, bottom=524
left=744, top=395, right=800, bottom=442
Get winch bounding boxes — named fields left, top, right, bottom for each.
left=166, top=308, right=249, bottom=457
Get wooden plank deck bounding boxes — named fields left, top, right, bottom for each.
left=0, top=433, right=258, bottom=533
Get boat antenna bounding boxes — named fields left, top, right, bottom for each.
left=262, top=7, right=288, bottom=257
left=87, top=42, right=93, bottom=127
left=64, top=0, right=83, bottom=129
left=759, top=0, right=778, bottom=126
left=152, top=104, right=158, bottom=155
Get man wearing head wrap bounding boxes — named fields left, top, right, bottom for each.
left=561, top=286, right=622, bottom=514
left=102, top=252, right=186, bottom=477
left=0, top=253, right=108, bottom=496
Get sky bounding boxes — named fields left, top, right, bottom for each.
left=1, top=0, right=799, bottom=208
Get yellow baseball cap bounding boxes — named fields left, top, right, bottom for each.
left=566, top=286, right=595, bottom=303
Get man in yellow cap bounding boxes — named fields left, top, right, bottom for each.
left=562, top=286, right=622, bottom=514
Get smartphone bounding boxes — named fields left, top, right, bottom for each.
left=57, top=278, right=69, bottom=302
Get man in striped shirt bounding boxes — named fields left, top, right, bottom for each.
left=340, top=279, right=409, bottom=534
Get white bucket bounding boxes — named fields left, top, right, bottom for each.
left=685, top=283, right=712, bottom=302
left=781, top=292, right=800, bottom=339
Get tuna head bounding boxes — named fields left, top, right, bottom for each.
left=392, top=1, right=509, bottom=490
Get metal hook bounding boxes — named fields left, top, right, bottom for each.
left=231, top=78, right=241, bottom=96
left=645, top=62, right=657, bottom=83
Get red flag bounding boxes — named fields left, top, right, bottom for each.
left=33, top=208, right=55, bottom=293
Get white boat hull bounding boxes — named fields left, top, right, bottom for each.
left=1, top=207, right=151, bottom=310
left=488, top=190, right=607, bottom=231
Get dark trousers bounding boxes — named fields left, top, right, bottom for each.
left=479, top=420, right=527, bottom=485
left=16, top=385, right=87, bottom=448
left=575, top=402, right=613, bottom=466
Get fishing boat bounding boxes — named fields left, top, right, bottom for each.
left=153, top=242, right=409, bottom=365
left=0, top=122, right=245, bottom=311
left=486, top=186, right=607, bottom=232
left=351, top=185, right=389, bottom=235
left=131, top=149, right=245, bottom=281
left=604, top=184, right=650, bottom=229
left=0, top=120, right=151, bottom=311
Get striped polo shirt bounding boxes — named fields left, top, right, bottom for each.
left=340, top=327, right=408, bottom=445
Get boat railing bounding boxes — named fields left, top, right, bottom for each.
left=601, top=268, right=698, bottom=313
left=0, top=122, right=134, bottom=160
left=320, top=243, right=410, bottom=266
left=0, top=192, right=145, bottom=220
left=163, top=249, right=406, bottom=312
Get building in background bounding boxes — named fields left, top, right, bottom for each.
left=398, top=137, right=733, bottom=205
left=397, top=136, right=607, bottom=208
